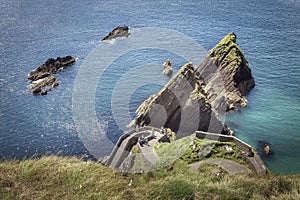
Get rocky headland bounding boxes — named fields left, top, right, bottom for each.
left=102, top=26, right=130, bottom=41
left=28, top=56, right=76, bottom=95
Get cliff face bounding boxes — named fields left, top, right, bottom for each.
left=128, top=63, right=231, bottom=137
left=197, top=32, right=255, bottom=112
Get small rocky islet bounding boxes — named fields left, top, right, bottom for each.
left=27, top=56, right=76, bottom=95
left=101, top=26, right=130, bottom=41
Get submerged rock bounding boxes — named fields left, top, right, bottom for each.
left=27, top=56, right=76, bottom=95
left=259, top=140, right=274, bottom=157
left=197, top=32, right=255, bottom=112
left=102, top=26, right=130, bottom=41
left=128, top=62, right=231, bottom=138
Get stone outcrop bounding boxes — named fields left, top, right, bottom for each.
left=29, top=76, right=57, bottom=95
left=162, top=60, right=173, bottom=76
left=197, top=32, right=255, bottom=112
left=28, top=56, right=76, bottom=82
left=102, top=26, right=130, bottom=41
left=27, top=56, right=75, bottom=95
left=128, top=62, right=231, bottom=137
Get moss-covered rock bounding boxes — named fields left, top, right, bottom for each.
left=197, top=32, right=255, bottom=112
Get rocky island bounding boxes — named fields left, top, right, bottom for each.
left=102, top=26, right=130, bottom=41
left=27, top=56, right=76, bottom=95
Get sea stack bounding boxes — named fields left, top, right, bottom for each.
left=197, top=32, right=255, bottom=112
left=128, top=32, right=254, bottom=137
left=128, top=62, right=231, bottom=138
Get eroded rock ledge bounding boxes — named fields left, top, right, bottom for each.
left=197, top=32, right=255, bottom=112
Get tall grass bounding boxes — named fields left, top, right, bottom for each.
left=1, top=156, right=300, bottom=200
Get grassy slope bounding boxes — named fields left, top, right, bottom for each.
left=1, top=156, right=300, bottom=200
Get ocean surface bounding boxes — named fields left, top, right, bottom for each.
left=0, top=0, right=299, bottom=174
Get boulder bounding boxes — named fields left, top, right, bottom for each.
left=102, top=26, right=130, bottom=41
left=162, top=60, right=173, bottom=76
left=197, top=32, right=255, bottom=112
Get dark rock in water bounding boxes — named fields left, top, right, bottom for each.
left=28, top=56, right=76, bottom=82
left=102, top=26, right=130, bottom=41
left=259, top=140, right=274, bottom=157
left=27, top=56, right=75, bottom=95
left=32, top=88, right=42, bottom=95
left=197, top=32, right=255, bottom=112
left=128, top=62, right=232, bottom=138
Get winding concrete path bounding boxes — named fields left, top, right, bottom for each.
left=189, top=158, right=252, bottom=174
left=138, top=131, right=162, bottom=164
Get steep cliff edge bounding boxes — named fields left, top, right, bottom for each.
left=128, top=63, right=231, bottom=137
left=197, top=32, right=255, bottom=112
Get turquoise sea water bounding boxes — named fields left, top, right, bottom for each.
left=0, top=0, right=299, bottom=174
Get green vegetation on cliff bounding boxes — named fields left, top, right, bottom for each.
left=180, top=136, right=248, bottom=166
left=210, top=32, right=244, bottom=70
left=1, top=156, right=299, bottom=200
